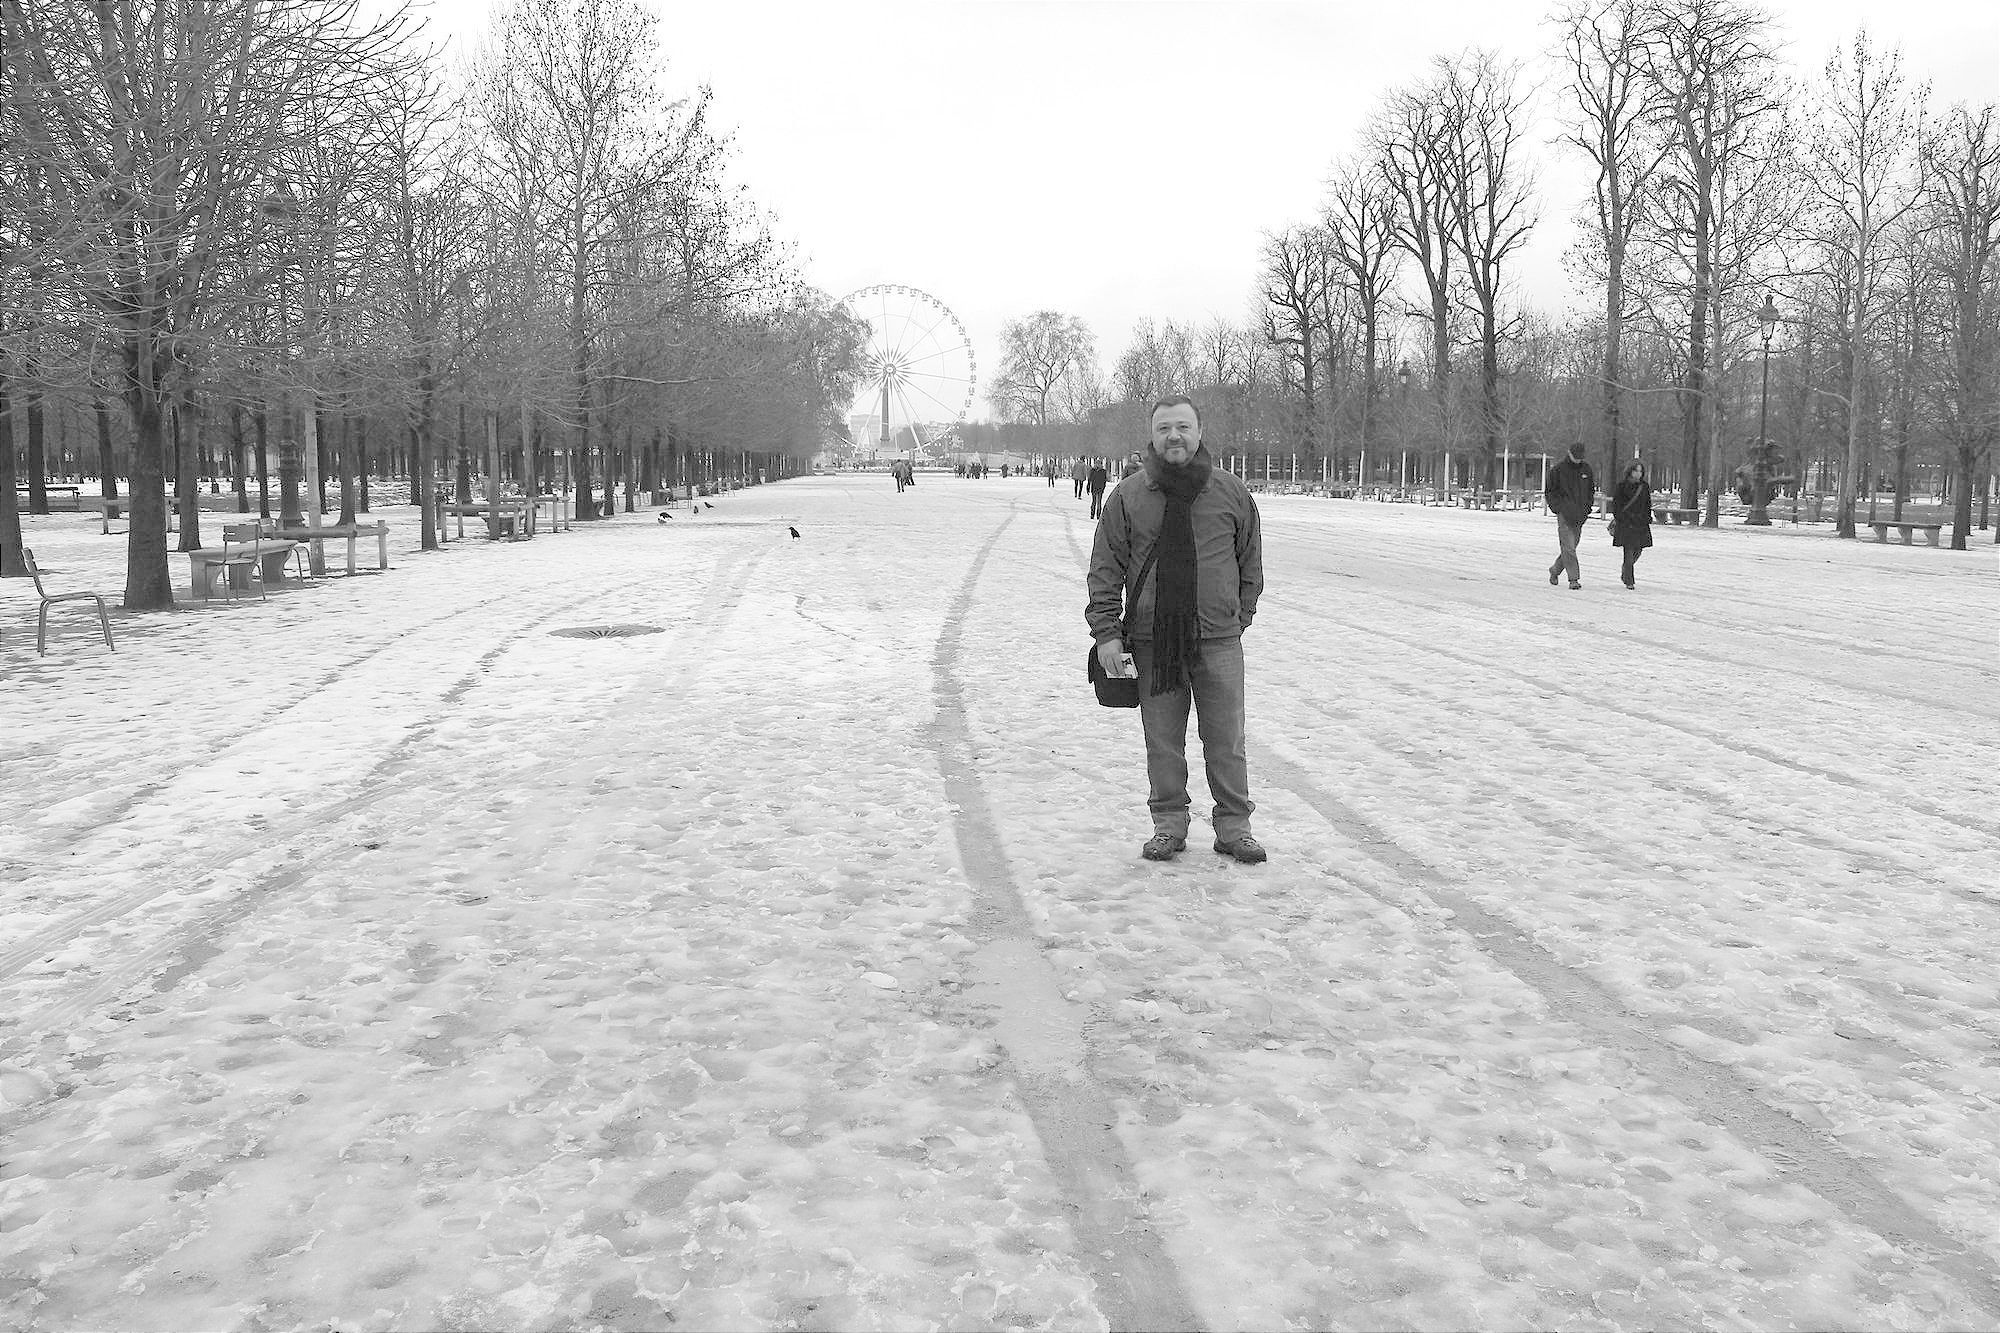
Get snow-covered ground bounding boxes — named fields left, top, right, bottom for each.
left=2, top=476, right=1995, bottom=1332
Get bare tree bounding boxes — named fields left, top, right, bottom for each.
left=2, top=0, right=407, bottom=607
left=1372, top=74, right=1464, bottom=477
left=1437, top=49, right=1539, bottom=491
left=1638, top=0, right=1783, bottom=521
left=989, top=310, right=1093, bottom=426
left=1257, top=226, right=1330, bottom=453
left=481, top=0, right=720, bottom=521
left=1921, top=103, right=2000, bottom=549
left=1556, top=0, right=1667, bottom=482
left=1804, top=29, right=1925, bottom=538
left=1323, top=155, right=1402, bottom=478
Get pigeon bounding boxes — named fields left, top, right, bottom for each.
left=703, top=501, right=715, bottom=510
left=788, top=525, right=800, bottom=539
left=657, top=511, right=673, bottom=521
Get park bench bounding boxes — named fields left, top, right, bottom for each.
left=265, top=520, right=392, bottom=573
left=437, top=496, right=528, bottom=541
left=1867, top=518, right=1943, bottom=546
left=14, top=485, right=83, bottom=511
left=1653, top=507, right=1700, bottom=525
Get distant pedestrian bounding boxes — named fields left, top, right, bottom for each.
left=1087, top=394, right=1266, bottom=865
left=1121, top=450, right=1145, bottom=479
left=1046, top=460, right=1057, bottom=487
left=1086, top=462, right=1109, bottom=518
left=1072, top=458, right=1088, bottom=498
left=1610, top=459, right=1654, bottom=590
left=1543, top=441, right=1597, bottom=590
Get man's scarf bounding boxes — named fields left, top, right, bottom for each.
left=1144, top=444, right=1213, bottom=695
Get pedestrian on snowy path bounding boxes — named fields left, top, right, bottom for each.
left=1121, top=450, right=1145, bottom=479
left=1072, top=458, right=1088, bottom=498
left=1610, top=458, right=1654, bottom=590
left=1543, top=441, right=1597, bottom=590
left=1087, top=394, right=1266, bottom=865
left=1087, top=462, right=1109, bottom=518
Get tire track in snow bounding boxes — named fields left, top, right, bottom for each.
left=1255, top=745, right=2000, bottom=1321
left=930, top=511, right=1203, bottom=1333
left=1263, top=588, right=2000, bottom=845
left=0, top=545, right=773, bottom=1053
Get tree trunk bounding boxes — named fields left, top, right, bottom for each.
left=254, top=407, right=272, bottom=519
left=357, top=416, right=371, bottom=514
left=230, top=402, right=251, bottom=513
left=121, top=386, right=176, bottom=610
left=0, top=377, right=24, bottom=577
left=95, top=399, right=119, bottom=500
left=25, top=384, right=48, bottom=514
left=175, top=400, right=202, bottom=553
left=337, top=414, right=357, bottom=526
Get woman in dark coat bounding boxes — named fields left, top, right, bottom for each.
left=1611, top=459, right=1654, bottom=589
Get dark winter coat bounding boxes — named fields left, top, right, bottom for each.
left=1086, top=466, right=1109, bottom=494
left=1544, top=454, right=1598, bottom=527
left=1611, top=479, right=1654, bottom=550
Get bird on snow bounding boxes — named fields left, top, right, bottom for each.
left=657, top=511, right=673, bottom=521
left=703, top=501, right=715, bottom=510
left=788, top=525, right=800, bottom=539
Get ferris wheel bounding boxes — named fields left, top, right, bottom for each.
left=840, top=284, right=976, bottom=460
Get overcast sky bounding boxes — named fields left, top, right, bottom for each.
left=409, top=0, right=1998, bottom=420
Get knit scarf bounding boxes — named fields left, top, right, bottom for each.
left=1144, top=444, right=1213, bottom=695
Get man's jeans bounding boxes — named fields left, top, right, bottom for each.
left=1131, top=635, right=1254, bottom=841
left=1549, top=519, right=1582, bottom=585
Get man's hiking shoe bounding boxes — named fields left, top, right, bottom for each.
left=1214, top=834, right=1268, bottom=864
left=1141, top=832, right=1187, bottom=862
left=1549, top=570, right=1559, bottom=586
left=1569, top=581, right=1582, bottom=590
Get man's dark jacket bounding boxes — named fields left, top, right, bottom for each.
left=1544, top=455, right=1598, bottom=527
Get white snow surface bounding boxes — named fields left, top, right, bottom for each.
left=1, top=479, right=1996, bottom=1332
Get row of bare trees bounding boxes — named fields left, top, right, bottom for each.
left=986, top=0, right=1997, bottom=549
left=0, top=0, right=868, bottom=608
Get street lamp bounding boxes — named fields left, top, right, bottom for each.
left=1747, top=293, right=1779, bottom=526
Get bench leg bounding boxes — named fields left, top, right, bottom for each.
left=1872, top=528, right=1888, bottom=543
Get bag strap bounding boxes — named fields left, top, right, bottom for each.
left=1119, top=543, right=1159, bottom=642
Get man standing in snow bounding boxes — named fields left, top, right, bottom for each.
left=1072, top=457, right=1089, bottom=498
left=1543, top=441, right=1597, bottom=590
left=1086, top=461, right=1109, bottom=518
left=1087, top=395, right=1266, bottom=864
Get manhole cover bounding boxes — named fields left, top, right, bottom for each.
left=549, top=624, right=665, bottom=639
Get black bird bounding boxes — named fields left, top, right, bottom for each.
left=704, top=501, right=715, bottom=510
left=788, top=525, right=800, bottom=539
left=657, top=511, right=673, bottom=521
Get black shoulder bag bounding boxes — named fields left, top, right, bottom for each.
left=1086, top=544, right=1158, bottom=708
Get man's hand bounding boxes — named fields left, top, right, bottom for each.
left=1096, top=640, right=1135, bottom=679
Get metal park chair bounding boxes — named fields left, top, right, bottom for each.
left=20, top=546, right=115, bottom=655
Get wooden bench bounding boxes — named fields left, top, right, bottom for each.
left=264, top=520, right=392, bottom=573
left=15, top=485, right=83, bottom=511
left=1868, top=519, right=1943, bottom=547
left=438, top=498, right=529, bottom=541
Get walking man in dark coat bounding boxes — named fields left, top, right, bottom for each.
left=1087, top=395, right=1266, bottom=864
left=1086, top=462, right=1110, bottom=518
left=1543, top=442, right=1597, bottom=590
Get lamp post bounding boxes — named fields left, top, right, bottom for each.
left=1747, top=293, right=1779, bottom=526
